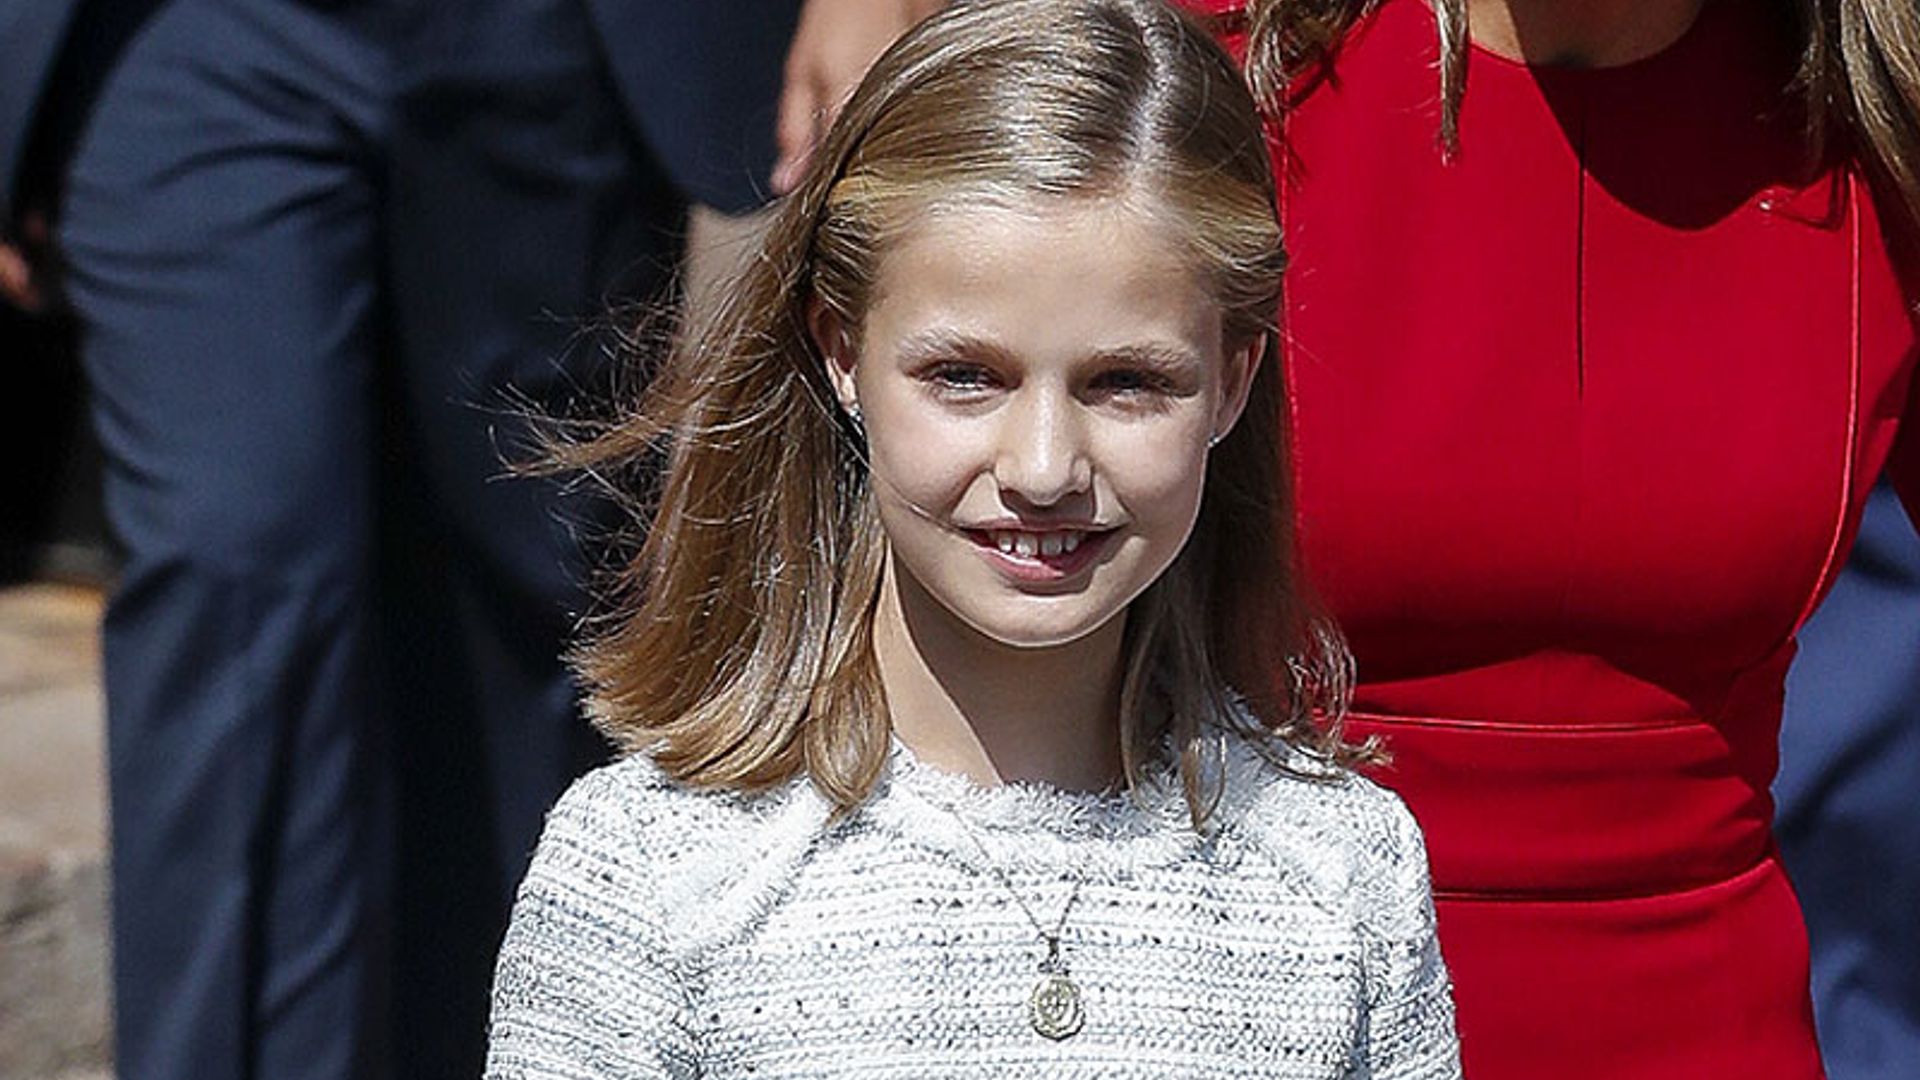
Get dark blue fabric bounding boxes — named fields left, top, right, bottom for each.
left=1778, top=482, right=1920, bottom=1080
left=580, top=0, right=802, bottom=213
left=0, top=0, right=84, bottom=218
left=39, top=0, right=796, bottom=1077
left=58, top=6, right=396, bottom=1074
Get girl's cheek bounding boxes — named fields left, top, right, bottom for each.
left=875, top=441, right=981, bottom=502
left=1095, top=429, right=1210, bottom=496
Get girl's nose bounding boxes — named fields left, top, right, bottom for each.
left=994, top=389, right=1092, bottom=506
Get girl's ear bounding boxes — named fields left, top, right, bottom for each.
left=1210, top=333, right=1264, bottom=446
left=807, top=295, right=860, bottom=413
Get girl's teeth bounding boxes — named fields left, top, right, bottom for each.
left=987, top=529, right=1093, bottom=559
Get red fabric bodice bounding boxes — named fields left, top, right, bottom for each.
left=1186, top=1, right=1920, bottom=1076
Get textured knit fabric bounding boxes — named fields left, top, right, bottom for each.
left=485, top=732, right=1460, bottom=1078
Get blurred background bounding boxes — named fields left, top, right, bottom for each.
left=1, top=293, right=111, bottom=1079
left=0, top=2, right=941, bottom=1074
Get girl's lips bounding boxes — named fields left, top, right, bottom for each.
left=964, top=527, right=1117, bottom=583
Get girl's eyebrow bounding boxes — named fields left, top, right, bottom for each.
left=1086, top=344, right=1205, bottom=373
left=895, top=331, right=1203, bottom=373
left=893, top=329, right=1014, bottom=366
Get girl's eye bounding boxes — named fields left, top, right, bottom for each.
left=925, top=363, right=999, bottom=393
left=1092, top=368, right=1173, bottom=399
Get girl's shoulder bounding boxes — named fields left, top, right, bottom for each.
left=529, top=753, right=833, bottom=955
left=1214, top=730, right=1435, bottom=934
left=545, top=749, right=806, bottom=849
left=1215, top=726, right=1417, bottom=841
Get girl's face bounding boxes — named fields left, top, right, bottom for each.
left=819, top=196, right=1257, bottom=650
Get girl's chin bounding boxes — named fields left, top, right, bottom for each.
left=949, top=602, right=1129, bottom=652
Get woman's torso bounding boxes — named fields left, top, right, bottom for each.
left=1230, top=0, right=1920, bottom=1075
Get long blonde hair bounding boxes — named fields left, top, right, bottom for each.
left=551, top=0, right=1359, bottom=823
left=1243, top=0, right=1920, bottom=227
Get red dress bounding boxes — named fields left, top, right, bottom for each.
left=1186, top=0, right=1920, bottom=1076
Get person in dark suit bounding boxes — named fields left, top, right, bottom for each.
left=1778, top=486, right=1920, bottom=1080
left=2, top=2, right=800, bottom=1078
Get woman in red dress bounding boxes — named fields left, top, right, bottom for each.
left=1177, top=0, right=1920, bottom=1076
left=775, top=0, right=1919, bottom=1072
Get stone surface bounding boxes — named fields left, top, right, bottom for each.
left=0, top=584, right=112, bottom=1077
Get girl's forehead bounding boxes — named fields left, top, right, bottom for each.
left=867, top=192, right=1205, bottom=299
left=860, top=196, right=1224, bottom=363
left=894, top=187, right=1175, bottom=245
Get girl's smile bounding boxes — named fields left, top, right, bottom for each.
left=819, top=195, right=1257, bottom=650
left=962, top=523, right=1120, bottom=586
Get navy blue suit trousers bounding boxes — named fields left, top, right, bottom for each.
left=33, top=0, right=796, bottom=1077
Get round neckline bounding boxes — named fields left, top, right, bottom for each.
left=859, top=737, right=1202, bottom=881
left=1462, top=0, right=1722, bottom=81
left=887, top=736, right=1147, bottom=819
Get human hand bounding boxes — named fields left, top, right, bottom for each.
left=0, top=207, right=58, bottom=315
left=771, top=0, right=946, bottom=194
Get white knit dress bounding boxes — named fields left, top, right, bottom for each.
left=485, top=732, right=1460, bottom=1079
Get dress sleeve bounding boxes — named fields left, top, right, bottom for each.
left=485, top=768, right=699, bottom=1080
left=1356, top=796, right=1462, bottom=1080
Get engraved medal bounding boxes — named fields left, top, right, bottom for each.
left=1029, top=971, right=1085, bottom=1039
left=1028, top=937, right=1084, bottom=1040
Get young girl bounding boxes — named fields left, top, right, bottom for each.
left=485, top=1, right=1458, bottom=1076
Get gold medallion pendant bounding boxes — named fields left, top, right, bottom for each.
left=1029, top=970, right=1085, bottom=1040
